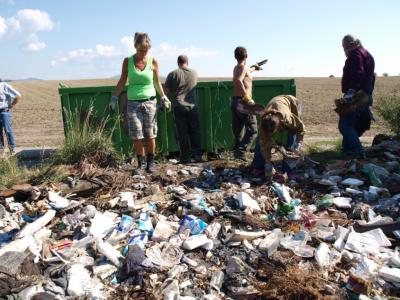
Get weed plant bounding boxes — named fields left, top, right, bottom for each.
left=53, top=105, right=119, bottom=165
left=376, top=92, right=400, bottom=138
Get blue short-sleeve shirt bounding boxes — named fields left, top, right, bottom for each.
left=0, top=82, right=21, bottom=110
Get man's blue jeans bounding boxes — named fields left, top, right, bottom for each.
left=0, top=111, right=16, bottom=150
left=338, top=108, right=369, bottom=155
left=251, top=131, right=298, bottom=169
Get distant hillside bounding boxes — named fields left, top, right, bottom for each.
left=11, top=77, right=43, bottom=82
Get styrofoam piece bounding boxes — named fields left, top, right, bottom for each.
left=152, top=220, right=177, bottom=242
left=345, top=188, right=363, bottom=195
left=224, top=229, right=268, bottom=243
left=345, top=228, right=391, bottom=255
left=48, top=191, right=70, bottom=209
left=235, top=192, right=261, bottom=212
left=90, top=212, right=115, bottom=239
left=96, top=240, right=123, bottom=267
left=67, top=264, right=92, bottom=297
left=333, top=226, right=350, bottom=251
left=378, top=267, right=400, bottom=283
left=333, top=197, right=352, bottom=209
left=182, top=234, right=213, bottom=250
left=258, top=229, right=282, bottom=257
left=119, top=192, right=135, bottom=209
left=17, top=209, right=56, bottom=239
left=315, top=242, right=330, bottom=268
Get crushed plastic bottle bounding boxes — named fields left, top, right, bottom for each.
left=179, top=215, right=208, bottom=235
left=316, top=194, right=334, bottom=208
left=394, top=163, right=400, bottom=174
left=137, top=212, right=154, bottom=233
left=277, top=203, right=294, bottom=216
left=123, top=230, right=148, bottom=253
left=117, top=215, right=134, bottom=234
left=271, top=182, right=292, bottom=204
left=362, top=168, right=383, bottom=187
left=178, top=195, right=214, bottom=216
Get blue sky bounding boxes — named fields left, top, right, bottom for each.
left=0, top=0, right=399, bottom=80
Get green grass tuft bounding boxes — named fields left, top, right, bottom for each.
left=53, top=105, right=119, bottom=165
left=376, top=92, right=400, bottom=138
left=0, top=155, right=31, bottom=188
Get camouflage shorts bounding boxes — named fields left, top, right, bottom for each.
left=127, top=99, right=157, bottom=139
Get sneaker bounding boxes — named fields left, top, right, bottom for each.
left=133, top=155, right=146, bottom=175
left=146, top=154, right=155, bottom=173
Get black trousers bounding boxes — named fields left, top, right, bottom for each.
left=230, top=97, right=258, bottom=155
left=173, top=105, right=202, bottom=159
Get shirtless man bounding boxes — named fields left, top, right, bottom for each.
left=231, top=46, right=261, bottom=160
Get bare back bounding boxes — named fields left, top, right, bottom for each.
left=233, top=64, right=252, bottom=97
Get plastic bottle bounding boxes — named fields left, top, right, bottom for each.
left=179, top=215, right=208, bottom=235
left=315, top=194, right=334, bottom=208
left=137, top=212, right=154, bottom=233
left=117, top=215, right=134, bottom=234
left=394, top=163, right=400, bottom=174
left=178, top=196, right=214, bottom=216
left=277, top=203, right=294, bottom=216
left=365, top=169, right=383, bottom=187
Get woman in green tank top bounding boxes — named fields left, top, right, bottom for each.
left=112, top=32, right=171, bottom=175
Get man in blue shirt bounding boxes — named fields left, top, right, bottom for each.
left=0, top=79, right=21, bottom=154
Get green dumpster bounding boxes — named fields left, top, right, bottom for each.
left=58, top=79, right=296, bottom=155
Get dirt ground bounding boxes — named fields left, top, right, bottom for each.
left=8, top=76, right=400, bottom=148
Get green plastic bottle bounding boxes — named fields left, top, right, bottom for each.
left=394, top=163, right=400, bottom=175
left=277, top=203, right=294, bottom=216
left=316, top=194, right=334, bottom=208
left=365, top=169, right=383, bottom=187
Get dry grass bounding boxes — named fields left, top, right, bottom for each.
left=8, top=76, right=400, bottom=148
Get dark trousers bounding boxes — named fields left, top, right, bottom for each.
left=173, top=105, right=202, bottom=160
left=231, top=97, right=258, bottom=156
left=338, top=107, right=371, bottom=154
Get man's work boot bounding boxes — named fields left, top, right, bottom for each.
left=179, top=156, right=191, bottom=164
left=133, top=155, right=146, bottom=175
left=146, top=154, right=155, bottom=173
left=234, top=150, right=246, bottom=161
left=193, top=155, right=203, bottom=163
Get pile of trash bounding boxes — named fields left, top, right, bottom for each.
left=0, top=139, right=400, bottom=299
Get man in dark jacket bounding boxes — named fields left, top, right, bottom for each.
left=339, top=34, right=375, bottom=158
left=165, top=55, right=202, bottom=163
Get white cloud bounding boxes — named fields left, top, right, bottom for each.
left=95, top=44, right=120, bottom=57
left=51, top=44, right=121, bottom=66
left=68, top=48, right=95, bottom=59
left=120, top=38, right=217, bottom=58
left=0, top=9, right=54, bottom=52
left=0, top=17, right=7, bottom=36
left=23, top=41, right=45, bottom=52
left=156, top=42, right=217, bottom=58
left=0, top=0, right=16, bottom=4
left=51, top=38, right=217, bottom=77
left=11, top=9, right=53, bottom=32
left=121, top=36, right=133, bottom=52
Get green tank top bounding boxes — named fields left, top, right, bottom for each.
left=127, top=55, right=156, bottom=100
